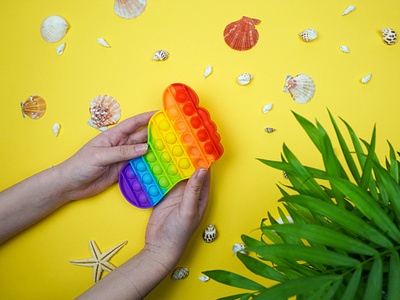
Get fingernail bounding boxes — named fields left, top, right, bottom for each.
left=197, top=168, right=208, bottom=180
left=135, top=144, right=148, bottom=152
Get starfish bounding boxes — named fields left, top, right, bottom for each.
left=69, top=240, right=127, bottom=282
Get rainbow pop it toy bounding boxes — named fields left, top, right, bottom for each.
left=119, top=83, right=223, bottom=208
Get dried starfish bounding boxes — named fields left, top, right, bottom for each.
left=69, top=240, right=127, bottom=282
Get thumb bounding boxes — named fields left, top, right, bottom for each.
left=180, top=168, right=209, bottom=215
left=97, top=143, right=148, bottom=165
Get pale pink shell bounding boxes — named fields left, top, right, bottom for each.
left=283, top=74, right=315, bottom=104
left=114, top=0, right=147, bottom=19
left=223, top=16, right=261, bottom=51
left=89, top=95, right=121, bottom=129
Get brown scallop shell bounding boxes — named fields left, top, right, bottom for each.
left=223, top=16, right=261, bottom=51
left=21, top=95, right=46, bottom=119
left=88, top=95, right=121, bottom=130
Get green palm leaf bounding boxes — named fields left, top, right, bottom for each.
left=341, top=267, right=363, bottom=300
left=363, top=257, right=383, bottom=300
left=388, top=141, right=399, bottom=183
left=217, top=293, right=254, bottom=300
left=202, top=270, right=266, bottom=291
left=388, top=251, right=400, bottom=300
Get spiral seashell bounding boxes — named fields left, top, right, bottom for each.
left=203, top=224, right=217, bottom=243
left=238, top=73, right=253, bottom=85
left=283, top=74, right=315, bottom=104
left=152, top=50, right=169, bottom=61
left=381, top=28, right=397, bottom=45
left=98, top=38, right=111, bottom=48
left=88, top=95, right=121, bottom=131
left=198, top=275, right=210, bottom=282
left=52, top=123, right=61, bottom=137
left=283, top=171, right=289, bottom=179
left=224, top=16, right=261, bottom=51
left=263, top=103, right=273, bottom=114
left=171, top=267, right=189, bottom=280
left=265, top=127, right=276, bottom=133
left=361, top=74, right=372, bottom=84
left=203, top=65, right=212, bottom=79
left=298, top=29, right=317, bottom=42
left=114, top=0, right=147, bottom=19
left=339, top=45, right=350, bottom=54
left=21, top=95, right=46, bottom=119
left=342, top=5, right=355, bottom=16
left=56, top=42, right=66, bottom=55
left=232, top=243, right=248, bottom=255
left=40, top=15, right=69, bottom=43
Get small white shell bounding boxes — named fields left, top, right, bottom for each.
left=299, top=29, right=317, bottom=42
left=361, top=74, right=372, bottom=84
left=198, top=275, right=210, bottom=282
left=276, top=216, right=294, bottom=224
left=40, top=15, right=69, bottom=43
left=238, top=73, right=253, bottom=85
left=152, top=50, right=169, bottom=61
left=381, top=28, right=397, bottom=45
left=339, top=45, right=350, bottom=54
left=203, top=224, right=217, bottom=243
left=263, top=103, right=273, bottom=114
left=56, top=42, right=66, bottom=55
left=171, top=267, right=189, bottom=280
left=342, top=5, right=356, bottom=16
left=203, top=65, right=212, bottom=79
left=232, top=243, right=248, bottom=255
left=52, top=123, right=61, bottom=137
left=98, top=38, right=111, bottom=48
left=114, top=0, right=147, bottom=19
left=265, top=127, right=276, bottom=133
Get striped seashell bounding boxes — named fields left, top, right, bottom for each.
left=21, top=95, right=46, bottom=119
left=265, top=127, right=276, bottom=133
left=40, top=15, right=69, bottom=43
left=283, top=74, right=315, bottom=104
left=171, top=267, right=189, bottom=280
left=114, top=0, right=147, bottom=19
left=283, top=171, right=289, bottom=179
left=224, top=16, right=261, bottom=51
left=203, top=224, right=217, bottom=243
left=88, top=95, right=121, bottom=131
left=152, top=50, right=169, bottom=61
left=381, top=28, right=397, bottom=45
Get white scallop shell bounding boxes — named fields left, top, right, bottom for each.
left=98, top=38, right=111, bottom=48
left=339, top=45, right=350, bottom=54
left=171, top=267, right=189, bottom=280
left=299, top=29, right=317, bottom=42
left=203, top=65, right=212, bottom=79
left=40, top=15, right=69, bottom=43
left=152, top=50, right=169, bottom=61
left=381, top=28, right=397, bottom=45
left=56, top=42, right=66, bottom=55
left=114, top=0, right=147, bottom=19
left=283, top=74, right=315, bottom=104
left=52, top=123, right=60, bottom=137
left=238, top=73, right=253, bottom=85
left=342, top=5, right=356, bottom=16
left=263, top=103, right=273, bottom=114
left=361, top=74, right=372, bottom=84
left=265, top=127, right=276, bottom=133
left=232, top=243, right=248, bottom=255
left=198, top=275, right=210, bottom=282
left=203, top=224, right=217, bottom=243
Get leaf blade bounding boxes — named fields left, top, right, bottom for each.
left=203, top=270, right=266, bottom=291
left=363, top=257, right=383, bottom=300
left=388, top=251, right=400, bottom=300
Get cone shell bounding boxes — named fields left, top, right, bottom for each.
left=342, top=5, right=355, bottom=16
left=299, top=29, right=317, bottom=42
left=203, top=224, right=217, bottom=243
left=88, top=95, right=121, bottom=130
left=224, top=16, right=261, bottom=51
left=381, top=28, right=397, bottom=45
left=114, top=0, right=147, bottom=19
left=21, top=95, right=46, bottom=119
left=171, top=267, right=189, bottom=280
left=283, top=74, right=315, bottom=104
left=152, top=50, right=169, bottom=61
left=40, top=15, right=69, bottom=43
left=265, top=127, right=276, bottom=133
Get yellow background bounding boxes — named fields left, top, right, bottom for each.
left=1, top=0, right=400, bottom=299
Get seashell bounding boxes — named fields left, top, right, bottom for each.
left=40, top=15, right=69, bottom=43
left=171, top=267, right=189, bottom=280
left=381, top=28, right=397, bottom=45
left=152, top=50, right=169, bottom=61
left=223, top=16, right=261, bottom=51
left=114, top=0, right=147, bottom=19
left=298, top=29, right=317, bottom=42
left=339, top=45, right=350, bottom=54
left=203, top=224, right=217, bottom=243
left=88, top=95, right=121, bottom=131
left=198, top=275, right=210, bottom=282
left=361, top=74, right=372, bottom=84
left=52, top=123, right=60, bottom=137
left=265, top=127, right=276, bottom=133
left=276, top=216, right=294, bottom=224
left=283, top=74, right=315, bottom=104
left=262, top=103, right=273, bottom=114
left=56, top=42, right=66, bottom=55
left=283, top=171, right=289, bottom=179
left=98, top=38, right=111, bottom=48
left=21, top=95, right=46, bottom=119
left=238, top=73, right=253, bottom=85
left=203, top=65, right=212, bottom=79
left=342, top=5, right=355, bottom=16
left=232, top=243, right=248, bottom=255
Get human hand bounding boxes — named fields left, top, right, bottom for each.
left=58, top=111, right=157, bottom=201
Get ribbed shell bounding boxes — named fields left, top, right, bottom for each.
left=21, top=95, right=46, bottom=119
left=283, top=74, right=315, bottom=104
left=114, top=0, right=147, bottom=19
left=89, top=95, right=121, bottom=129
left=203, top=224, right=217, bottom=243
left=171, top=267, right=189, bottom=280
left=265, top=127, right=276, bottom=133
left=237, top=73, right=253, bottom=85
left=40, top=15, right=69, bottom=43
left=298, top=29, right=317, bottom=42
left=152, top=50, right=169, bottom=61
left=381, top=28, right=397, bottom=45
left=224, top=16, right=261, bottom=51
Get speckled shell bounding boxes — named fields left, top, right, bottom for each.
left=224, top=16, right=261, bottom=51
left=381, top=28, right=397, bottom=45
left=232, top=243, right=248, bottom=255
left=203, top=224, right=217, bottom=243
left=283, top=171, right=289, bottom=179
left=283, top=74, right=315, bottom=104
left=238, top=73, right=253, bottom=85
left=298, top=29, right=317, bottom=42
left=265, top=127, right=276, bottom=133
left=114, top=0, right=147, bottom=19
left=21, top=95, right=46, bottom=119
left=152, top=50, right=169, bottom=61
left=40, top=15, right=69, bottom=43
left=171, top=267, right=189, bottom=280
left=88, top=95, right=121, bottom=130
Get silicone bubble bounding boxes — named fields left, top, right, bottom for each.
left=119, top=83, right=223, bottom=208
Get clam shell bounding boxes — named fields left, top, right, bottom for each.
left=339, top=45, right=350, bottom=54
left=171, top=267, right=189, bottom=280
left=283, top=74, right=315, bottom=104
left=238, top=73, right=253, bottom=85
left=299, top=28, right=317, bottom=42
left=232, top=243, right=248, bottom=255
left=224, top=16, right=261, bottom=51
left=381, top=28, right=397, bottom=45
left=198, top=275, right=210, bottom=282
left=265, top=127, right=276, bottom=133
left=40, top=15, right=69, bottom=43
left=88, top=95, right=121, bottom=131
left=361, top=74, right=372, bottom=84
left=152, top=50, right=169, bottom=61
left=263, top=103, right=273, bottom=114
left=203, top=65, right=212, bottom=79
left=52, top=123, right=61, bottom=137
left=114, top=0, right=147, bottom=19
left=342, top=5, right=355, bottom=16
left=98, top=38, right=111, bottom=48
left=57, top=42, right=66, bottom=55
left=203, top=224, right=217, bottom=243
left=21, top=95, right=46, bottom=119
